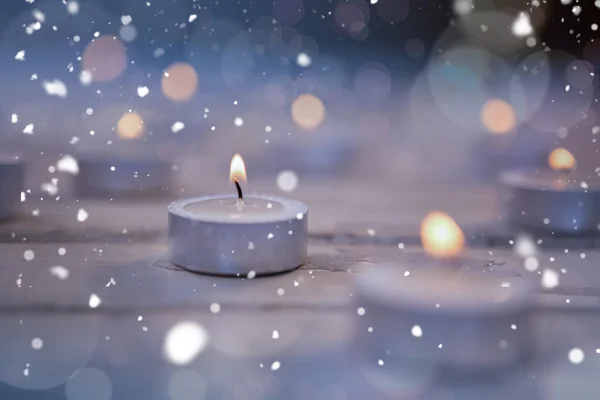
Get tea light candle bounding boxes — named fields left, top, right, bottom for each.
left=76, top=149, right=172, bottom=197
left=353, top=266, right=534, bottom=373
left=0, top=154, right=24, bottom=220
left=168, top=154, right=308, bottom=276
left=252, top=122, right=359, bottom=178
left=501, top=148, right=600, bottom=234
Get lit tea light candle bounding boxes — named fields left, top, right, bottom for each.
left=501, top=147, right=600, bottom=234
left=76, top=112, right=173, bottom=197
left=354, top=211, right=533, bottom=375
left=168, top=154, right=308, bottom=276
left=353, top=266, right=534, bottom=374
left=0, top=153, right=24, bottom=220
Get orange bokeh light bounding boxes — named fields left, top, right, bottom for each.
left=481, top=99, right=516, bottom=134
left=82, top=36, right=127, bottom=82
left=548, top=148, right=576, bottom=172
left=161, top=63, right=199, bottom=102
left=291, top=94, right=326, bottom=130
left=116, top=112, right=144, bottom=140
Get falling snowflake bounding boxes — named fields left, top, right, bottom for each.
left=31, top=338, right=43, bottom=350
left=163, top=321, right=209, bottom=366
left=89, top=294, right=101, bottom=308
left=171, top=121, right=185, bottom=133
left=56, top=155, right=79, bottom=175
left=50, top=266, right=70, bottom=280
left=77, top=208, right=89, bottom=222
left=542, top=269, right=559, bottom=289
left=137, top=86, right=149, bottom=98
left=569, top=348, right=585, bottom=364
left=411, top=325, right=423, bottom=337
left=42, top=80, right=68, bottom=98
left=512, top=12, right=533, bottom=37
left=23, top=250, right=35, bottom=261
left=296, top=53, right=312, bottom=67
left=23, top=124, right=34, bottom=135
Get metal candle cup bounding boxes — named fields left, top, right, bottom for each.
left=76, top=155, right=172, bottom=197
left=0, top=154, right=24, bottom=220
left=501, top=169, right=600, bottom=234
left=168, top=195, right=308, bottom=276
left=353, top=267, right=534, bottom=374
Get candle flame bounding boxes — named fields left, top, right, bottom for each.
left=230, top=153, right=246, bottom=183
left=420, top=211, right=465, bottom=259
left=548, top=148, right=575, bottom=172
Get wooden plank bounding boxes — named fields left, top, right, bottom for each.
left=9, top=168, right=504, bottom=242
left=0, top=307, right=600, bottom=399
left=2, top=243, right=600, bottom=312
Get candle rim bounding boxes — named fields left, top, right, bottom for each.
left=168, top=194, right=308, bottom=224
left=501, top=169, right=598, bottom=192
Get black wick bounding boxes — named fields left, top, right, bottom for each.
left=234, top=178, right=243, bottom=201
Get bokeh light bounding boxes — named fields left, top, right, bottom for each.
left=548, top=148, right=576, bottom=172
left=82, top=36, right=127, bottom=82
left=65, top=368, right=112, bottom=400
left=277, top=170, right=298, bottom=192
left=481, top=99, right=516, bottom=134
left=168, top=369, right=208, bottom=400
left=116, top=112, right=144, bottom=140
left=420, top=211, right=465, bottom=259
left=291, top=94, right=326, bottom=130
left=161, top=63, right=199, bottom=102
left=376, top=0, right=409, bottom=24
left=272, top=0, right=305, bottom=25
left=334, top=0, right=370, bottom=36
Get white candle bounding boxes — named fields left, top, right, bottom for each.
left=168, top=154, right=308, bottom=276
left=353, top=266, right=533, bottom=372
left=0, top=153, right=24, bottom=220
left=501, top=148, right=600, bottom=233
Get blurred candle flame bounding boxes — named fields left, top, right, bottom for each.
left=230, top=154, right=246, bottom=183
left=116, top=112, right=144, bottom=140
left=481, top=99, right=516, bottom=134
left=548, top=148, right=575, bottom=172
left=420, top=211, right=465, bottom=258
left=291, top=94, right=326, bottom=131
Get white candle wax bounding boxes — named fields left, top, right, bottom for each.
left=168, top=195, right=308, bottom=276
left=181, top=196, right=301, bottom=223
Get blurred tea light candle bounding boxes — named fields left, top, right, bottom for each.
left=75, top=112, right=173, bottom=197
left=353, top=266, right=534, bottom=375
left=501, top=147, right=600, bottom=234
left=0, top=153, right=24, bottom=220
left=255, top=97, right=359, bottom=178
left=168, top=154, right=308, bottom=276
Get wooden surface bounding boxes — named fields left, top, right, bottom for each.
left=2, top=163, right=600, bottom=399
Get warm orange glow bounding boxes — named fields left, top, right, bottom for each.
left=548, top=148, right=575, bottom=172
left=82, top=36, right=127, bottom=82
left=481, top=99, right=516, bottom=134
left=116, top=112, right=144, bottom=140
left=230, top=154, right=246, bottom=183
left=161, top=63, right=199, bottom=102
left=291, top=94, right=326, bottom=130
left=420, top=211, right=465, bottom=258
